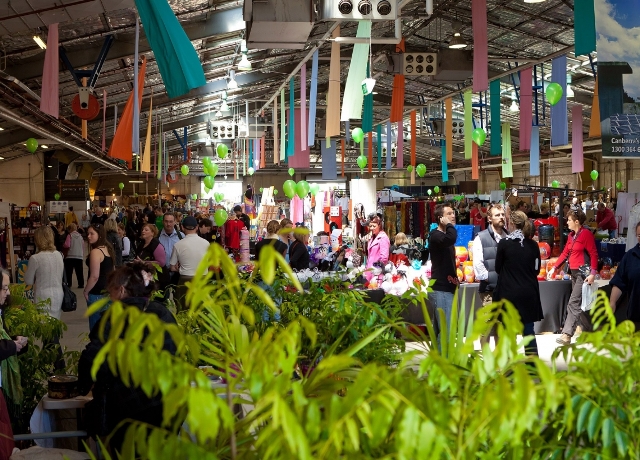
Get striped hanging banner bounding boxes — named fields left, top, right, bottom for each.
left=386, top=121, right=392, bottom=170
left=519, top=68, right=532, bottom=151
left=280, top=89, right=286, bottom=161
left=308, top=50, right=318, bottom=146
left=397, top=120, right=403, bottom=168
left=490, top=79, right=502, bottom=156
left=445, top=98, right=453, bottom=162
left=550, top=55, right=568, bottom=147
left=530, top=125, right=540, bottom=176
left=471, top=143, right=479, bottom=180
left=376, top=124, right=382, bottom=171
left=326, top=27, right=342, bottom=136
left=464, top=91, right=472, bottom=159
left=300, top=64, right=307, bottom=151
left=368, top=131, right=373, bottom=173
left=572, top=105, right=584, bottom=173
left=472, top=0, right=488, bottom=92
left=441, top=140, right=448, bottom=182
left=501, top=122, right=513, bottom=178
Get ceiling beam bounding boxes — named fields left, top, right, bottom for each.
left=0, top=127, right=33, bottom=149
left=5, top=7, right=244, bottom=82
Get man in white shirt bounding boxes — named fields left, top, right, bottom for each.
left=170, top=216, right=210, bottom=311
left=472, top=204, right=508, bottom=306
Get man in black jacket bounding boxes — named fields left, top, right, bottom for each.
left=428, top=204, right=457, bottom=346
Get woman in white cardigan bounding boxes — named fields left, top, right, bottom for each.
left=24, top=226, right=64, bottom=320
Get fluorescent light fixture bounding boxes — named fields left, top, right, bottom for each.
left=47, top=165, right=52, bottom=168
left=448, top=32, right=466, bottom=49
left=221, top=100, right=229, bottom=111
left=0, top=157, right=4, bottom=160
left=0, top=127, right=4, bottom=131
left=41, top=145, right=48, bottom=149
left=523, top=0, right=546, bottom=3
left=33, top=35, right=47, bottom=49
left=129, top=180, right=144, bottom=183
left=227, top=70, right=238, bottom=89
left=238, top=53, right=252, bottom=71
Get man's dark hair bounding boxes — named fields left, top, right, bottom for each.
left=233, top=205, right=242, bottom=212
left=434, top=204, right=451, bottom=222
left=69, top=206, right=74, bottom=211
left=199, top=218, right=213, bottom=227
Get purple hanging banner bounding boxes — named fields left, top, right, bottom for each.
left=530, top=125, right=540, bottom=176
left=550, top=55, right=568, bottom=147
left=519, top=68, right=532, bottom=151
left=472, top=0, right=488, bottom=92
left=572, top=105, right=584, bottom=173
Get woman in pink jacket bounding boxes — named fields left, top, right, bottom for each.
left=365, top=216, right=390, bottom=282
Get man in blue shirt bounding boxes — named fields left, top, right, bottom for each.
left=159, top=212, right=184, bottom=269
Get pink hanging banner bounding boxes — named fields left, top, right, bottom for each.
left=300, top=64, right=307, bottom=151
left=40, top=23, right=59, bottom=118
left=572, top=105, right=584, bottom=173
left=102, top=90, right=107, bottom=152
left=472, top=0, right=488, bottom=92
left=287, top=108, right=310, bottom=168
left=396, top=120, right=404, bottom=168
left=519, top=68, right=532, bottom=151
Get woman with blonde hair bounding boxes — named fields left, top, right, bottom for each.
left=390, top=232, right=411, bottom=267
left=24, top=226, right=65, bottom=320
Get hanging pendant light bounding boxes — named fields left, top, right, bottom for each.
left=227, top=70, right=238, bottom=89
left=509, top=91, right=519, bottom=112
left=448, top=32, right=467, bottom=49
left=566, top=74, right=575, bottom=98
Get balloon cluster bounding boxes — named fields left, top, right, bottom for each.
left=352, top=127, right=368, bottom=171
left=283, top=180, right=310, bottom=199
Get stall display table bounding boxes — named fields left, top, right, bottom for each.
left=596, top=242, right=627, bottom=265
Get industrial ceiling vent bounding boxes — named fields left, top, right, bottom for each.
left=210, top=123, right=238, bottom=140
left=433, top=49, right=473, bottom=82
left=431, top=119, right=465, bottom=138
left=244, top=0, right=315, bottom=49
left=402, top=53, right=437, bottom=76
left=320, top=0, right=397, bottom=21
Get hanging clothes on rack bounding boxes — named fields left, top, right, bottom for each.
left=627, top=202, right=640, bottom=252
left=616, top=192, right=640, bottom=232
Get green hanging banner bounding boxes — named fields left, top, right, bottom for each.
left=490, top=79, right=502, bottom=156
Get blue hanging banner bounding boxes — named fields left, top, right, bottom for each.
left=550, top=55, right=568, bottom=147
left=308, top=50, right=319, bottom=147
left=286, top=78, right=295, bottom=160
left=322, top=139, right=337, bottom=180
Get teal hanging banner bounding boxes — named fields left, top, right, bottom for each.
left=490, top=79, right=502, bottom=156
left=574, top=0, right=596, bottom=56
left=441, top=140, right=448, bottom=182
left=134, top=0, right=206, bottom=98
left=362, top=63, right=374, bottom=133
left=286, top=78, right=295, bottom=161
left=376, top=124, right=382, bottom=171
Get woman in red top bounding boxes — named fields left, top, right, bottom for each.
left=548, top=210, right=598, bottom=345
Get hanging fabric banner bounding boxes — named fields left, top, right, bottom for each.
left=308, top=50, right=318, bottom=146
left=345, top=120, right=351, bottom=142
left=589, top=75, right=601, bottom=138
left=322, top=139, right=337, bottom=180
left=574, top=0, right=596, bottom=56
left=551, top=55, right=568, bottom=147
left=40, top=23, right=59, bottom=118
left=326, top=27, right=342, bottom=137
left=397, top=120, right=404, bottom=168
left=410, top=110, right=417, bottom=168
left=109, top=56, right=147, bottom=168
left=141, top=93, right=152, bottom=173
left=471, top=143, right=479, bottom=180
left=341, top=139, right=345, bottom=176
left=441, top=140, right=449, bottom=183
left=390, top=75, right=406, bottom=122
left=572, top=105, right=584, bottom=173
left=132, top=17, right=140, bottom=155
left=113, top=104, right=118, bottom=135
left=102, top=90, right=107, bottom=152
left=519, top=68, right=533, bottom=151
left=157, top=122, right=162, bottom=180
left=363, top=64, right=374, bottom=133
left=340, top=21, right=371, bottom=121
left=464, top=91, right=473, bottom=159
left=243, top=140, right=247, bottom=176
left=445, top=98, right=453, bottom=162
left=287, top=109, right=310, bottom=168
left=300, top=64, right=307, bottom=151
left=530, top=125, right=540, bottom=176
left=280, top=89, right=286, bottom=161
left=472, top=0, right=488, bottom=92
left=286, top=78, right=295, bottom=161
left=501, top=122, right=513, bottom=178
left=249, top=139, right=254, bottom=172
left=386, top=121, right=392, bottom=170
left=367, top=131, right=373, bottom=173
left=490, top=79, right=502, bottom=156
left=273, top=98, right=279, bottom=164
left=153, top=113, right=157, bottom=177
left=134, top=0, right=206, bottom=98
left=376, top=124, right=382, bottom=171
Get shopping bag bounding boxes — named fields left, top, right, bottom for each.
left=581, top=282, right=598, bottom=312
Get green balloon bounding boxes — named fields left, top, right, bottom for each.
left=191, top=194, right=197, bottom=200
left=210, top=163, right=219, bottom=176
left=214, top=192, right=224, bottom=202
left=434, top=186, right=440, bottom=193
left=407, top=165, right=414, bottom=173
left=590, top=170, right=599, bottom=181
left=118, top=182, right=124, bottom=190
left=356, top=155, right=367, bottom=170
left=500, top=182, right=506, bottom=190
left=546, top=82, right=563, bottom=106
left=283, top=179, right=296, bottom=199
left=552, top=180, right=560, bottom=188
left=260, top=187, right=264, bottom=192
left=247, top=167, right=255, bottom=176
left=202, top=157, right=212, bottom=168
left=204, top=186, right=212, bottom=193
left=26, top=138, right=38, bottom=153
left=295, top=180, right=310, bottom=199
left=180, top=165, right=189, bottom=176
left=203, top=175, right=214, bottom=189
left=54, top=193, right=60, bottom=201
left=309, top=183, right=320, bottom=196
left=214, top=209, right=228, bottom=227
left=288, top=168, right=295, bottom=177
left=427, top=189, right=432, bottom=196
left=616, top=181, right=623, bottom=190
left=216, top=143, right=229, bottom=159
left=471, top=128, right=486, bottom=146
left=416, top=164, right=427, bottom=177
left=352, top=127, right=364, bottom=144
left=273, top=190, right=278, bottom=195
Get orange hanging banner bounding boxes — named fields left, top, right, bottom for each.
left=108, top=56, right=147, bottom=168
left=445, top=98, right=453, bottom=162
left=589, top=76, right=601, bottom=138
left=471, top=143, right=479, bottom=180
left=368, top=131, right=373, bottom=173
left=260, top=135, right=266, bottom=168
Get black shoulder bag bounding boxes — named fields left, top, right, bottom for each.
left=61, top=270, right=77, bottom=312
